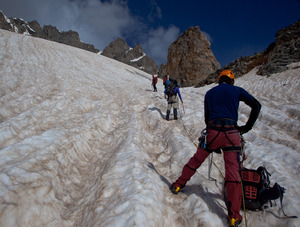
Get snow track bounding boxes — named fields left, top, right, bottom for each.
left=0, top=30, right=299, bottom=227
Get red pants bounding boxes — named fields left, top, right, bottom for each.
left=175, top=128, right=242, bottom=221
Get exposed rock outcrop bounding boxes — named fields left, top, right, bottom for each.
left=165, top=26, right=220, bottom=87
left=101, top=38, right=158, bottom=75
left=0, top=11, right=35, bottom=35
left=257, top=20, right=300, bottom=76
left=0, top=10, right=99, bottom=53
left=158, top=64, right=167, bottom=79
left=198, top=20, right=300, bottom=87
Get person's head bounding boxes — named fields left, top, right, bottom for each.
left=218, top=70, right=234, bottom=85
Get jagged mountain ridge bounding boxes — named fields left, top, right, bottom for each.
left=101, top=37, right=158, bottom=75
left=197, top=20, right=300, bottom=87
left=0, top=10, right=99, bottom=54
left=0, top=10, right=158, bottom=75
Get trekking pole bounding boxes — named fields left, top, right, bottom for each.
left=181, top=101, right=185, bottom=114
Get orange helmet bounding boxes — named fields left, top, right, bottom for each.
left=218, top=70, right=234, bottom=80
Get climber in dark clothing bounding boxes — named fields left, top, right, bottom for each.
left=164, top=81, right=183, bottom=121
left=170, top=70, right=261, bottom=227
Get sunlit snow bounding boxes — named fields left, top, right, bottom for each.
left=0, top=29, right=299, bottom=227
left=130, top=53, right=146, bottom=62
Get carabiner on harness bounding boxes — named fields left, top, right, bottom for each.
left=198, top=128, right=207, bottom=149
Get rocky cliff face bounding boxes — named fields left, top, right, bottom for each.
left=101, top=38, right=158, bottom=75
left=199, top=20, right=300, bottom=87
left=165, top=26, right=220, bottom=87
left=158, top=64, right=167, bottom=79
left=0, top=11, right=35, bottom=35
left=257, top=20, right=300, bottom=76
left=0, top=10, right=99, bottom=53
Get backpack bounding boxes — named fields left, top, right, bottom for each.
left=240, top=166, right=297, bottom=218
left=165, top=79, right=177, bottom=97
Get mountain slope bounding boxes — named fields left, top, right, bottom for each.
left=0, top=29, right=299, bottom=227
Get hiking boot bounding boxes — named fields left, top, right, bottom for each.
left=174, top=117, right=178, bottom=120
left=229, top=218, right=242, bottom=227
left=170, top=183, right=182, bottom=194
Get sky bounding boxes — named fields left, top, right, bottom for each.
left=1, top=0, right=300, bottom=67
left=0, top=29, right=300, bottom=226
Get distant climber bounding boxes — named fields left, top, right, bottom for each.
left=164, top=79, right=183, bottom=121
left=152, top=74, right=158, bottom=92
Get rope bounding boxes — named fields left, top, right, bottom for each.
left=177, top=107, right=224, bottom=181
left=240, top=174, right=248, bottom=227
left=178, top=107, right=248, bottom=226
left=239, top=134, right=248, bottom=227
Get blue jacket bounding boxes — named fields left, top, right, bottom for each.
left=173, top=86, right=182, bottom=101
left=204, top=83, right=261, bottom=130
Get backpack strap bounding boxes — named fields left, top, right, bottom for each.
left=277, top=184, right=298, bottom=219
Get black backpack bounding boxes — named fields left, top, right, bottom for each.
left=240, top=166, right=297, bottom=218
left=240, top=166, right=273, bottom=210
left=165, top=79, right=177, bottom=97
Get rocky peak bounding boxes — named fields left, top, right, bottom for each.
left=0, top=10, right=99, bottom=53
left=27, top=20, right=47, bottom=38
left=199, top=20, right=300, bottom=87
left=101, top=38, right=158, bottom=75
left=165, top=26, right=220, bottom=87
left=275, top=20, right=300, bottom=44
left=101, top=38, right=130, bottom=60
left=0, top=10, right=35, bottom=35
left=257, top=19, right=300, bottom=76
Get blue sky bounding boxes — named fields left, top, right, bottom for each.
left=1, top=0, right=300, bottom=67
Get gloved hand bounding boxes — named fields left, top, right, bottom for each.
left=237, top=125, right=250, bottom=134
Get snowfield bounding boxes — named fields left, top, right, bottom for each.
left=0, top=29, right=299, bottom=227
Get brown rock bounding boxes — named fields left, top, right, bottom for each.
left=0, top=11, right=99, bottom=53
left=166, top=26, right=220, bottom=87
left=201, top=19, right=300, bottom=86
left=102, top=38, right=158, bottom=74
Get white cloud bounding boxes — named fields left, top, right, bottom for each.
left=1, top=0, right=179, bottom=65
left=1, top=0, right=136, bottom=50
left=202, top=31, right=213, bottom=44
left=142, top=26, right=180, bottom=65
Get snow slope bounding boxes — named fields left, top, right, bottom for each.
left=0, top=29, right=299, bottom=227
